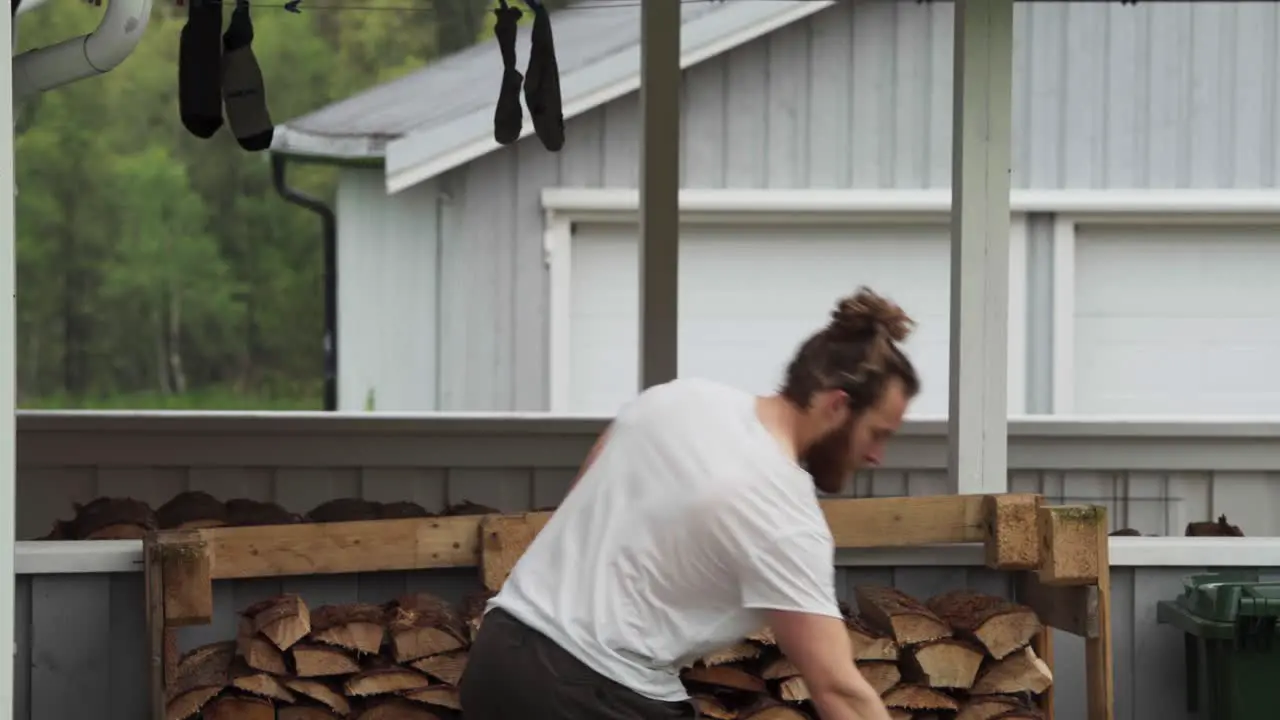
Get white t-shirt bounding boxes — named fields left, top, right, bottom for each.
left=488, top=378, right=841, bottom=702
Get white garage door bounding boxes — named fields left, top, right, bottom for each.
left=1073, top=225, right=1280, bottom=414
left=565, top=223, right=1019, bottom=417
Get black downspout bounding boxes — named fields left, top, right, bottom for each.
left=271, top=154, right=338, bottom=411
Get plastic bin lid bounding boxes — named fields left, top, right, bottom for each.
left=1179, top=572, right=1280, bottom=624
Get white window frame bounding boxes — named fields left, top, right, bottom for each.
left=540, top=188, right=1031, bottom=415
left=1050, top=197, right=1280, bottom=413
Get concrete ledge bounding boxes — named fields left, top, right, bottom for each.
left=18, top=537, right=1280, bottom=575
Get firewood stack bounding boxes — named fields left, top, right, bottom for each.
left=678, top=588, right=1052, bottom=720
left=166, top=590, right=495, bottom=720
left=39, top=492, right=502, bottom=540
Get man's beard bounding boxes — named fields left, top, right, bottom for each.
left=802, top=418, right=855, bottom=494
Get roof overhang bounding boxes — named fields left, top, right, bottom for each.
left=380, top=1, right=836, bottom=195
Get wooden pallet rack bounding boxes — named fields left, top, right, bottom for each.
left=146, top=493, right=1113, bottom=720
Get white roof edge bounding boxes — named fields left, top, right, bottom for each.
left=382, top=1, right=837, bottom=195
left=270, top=125, right=388, bottom=163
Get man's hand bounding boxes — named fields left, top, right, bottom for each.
left=764, top=609, right=894, bottom=720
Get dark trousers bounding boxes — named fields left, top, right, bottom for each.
left=460, top=607, right=697, bottom=719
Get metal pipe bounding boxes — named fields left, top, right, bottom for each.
left=12, top=0, right=152, bottom=99
left=271, top=155, right=338, bottom=411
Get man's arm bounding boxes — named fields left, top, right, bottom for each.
left=766, top=610, right=893, bottom=720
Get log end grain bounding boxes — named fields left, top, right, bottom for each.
left=292, top=643, right=361, bottom=678
left=343, top=667, right=432, bottom=697
left=927, top=590, right=1042, bottom=660
left=681, top=665, right=767, bottom=694
left=225, top=498, right=301, bottom=527
left=402, top=685, right=463, bottom=711
left=409, top=650, right=469, bottom=686
left=236, top=617, right=288, bottom=675
left=156, top=491, right=229, bottom=530
left=355, top=696, right=443, bottom=720
left=971, top=646, right=1054, bottom=696
left=244, top=594, right=312, bottom=651
left=279, top=706, right=342, bottom=720
left=310, top=603, right=388, bottom=655
left=230, top=660, right=297, bottom=704
left=907, top=638, right=985, bottom=689
left=692, top=695, right=739, bottom=720
left=882, top=684, right=960, bottom=712
left=379, top=501, right=432, bottom=519
left=202, top=693, right=275, bottom=720
left=854, top=587, right=952, bottom=646
left=387, top=594, right=468, bottom=662
left=70, top=497, right=157, bottom=539
left=306, top=498, right=384, bottom=523
left=700, top=641, right=762, bottom=667
left=847, top=616, right=901, bottom=661
left=164, top=686, right=221, bottom=720
left=857, top=660, right=902, bottom=696
left=283, top=679, right=352, bottom=716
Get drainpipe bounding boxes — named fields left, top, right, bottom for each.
left=271, top=154, right=338, bottom=411
left=12, top=0, right=152, bottom=100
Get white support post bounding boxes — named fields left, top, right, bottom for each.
left=0, top=11, right=17, bottom=720
left=637, top=0, right=680, bottom=391
left=948, top=0, right=1014, bottom=495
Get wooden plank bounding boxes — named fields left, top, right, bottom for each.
left=1037, top=505, right=1103, bottom=586
left=824, top=495, right=988, bottom=548
left=1034, top=627, right=1055, bottom=720
left=983, top=493, right=1041, bottom=569
left=480, top=513, right=553, bottom=592
left=143, top=537, right=165, bottom=720
left=1084, top=509, right=1115, bottom=720
left=1017, top=572, right=1099, bottom=638
left=202, top=516, right=481, bottom=580
left=158, top=531, right=212, bottom=625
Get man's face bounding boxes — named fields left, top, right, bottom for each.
left=802, top=379, right=910, bottom=494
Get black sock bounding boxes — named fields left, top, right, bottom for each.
left=222, top=1, right=274, bottom=151
left=493, top=2, right=524, bottom=145
left=524, top=2, right=564, bottom=152
left=178, top=0, right=224, bottom=139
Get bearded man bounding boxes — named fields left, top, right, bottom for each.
left=461, top=287, right=920, bottom=720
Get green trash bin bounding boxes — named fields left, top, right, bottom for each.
left=1156, top=571, right=1280, bottom=720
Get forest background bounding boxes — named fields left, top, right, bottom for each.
left=15, top=0, right=571, bottom=409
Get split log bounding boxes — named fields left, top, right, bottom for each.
left=777, top=676, right=809, bottom=703
left=307, top=499, right=385, bottom=523
left=992, top=707, right=1046, bottom=720
left=343, top=665, right=433, bottom=697
left=460, top=592, right=495, bottom=641
left=283, top=679, right=352, bottom=716
left=970, top=646, right=1054, bottom=695
left=243, top=594, right=311, bottom=650
left=70, top=497, right=157, bottom=539
left=692, top=695, right=739, bottom=720
left=236, top=616, right=288, bottom=675
left=881, top=684, right=960, bottom=713
left=409, top=650, right=468, bottom=686
left=279, top=706, right=342, bottom=720
left=681, top=665, right=767, bottom=694
left=202, top=693, right=275, bottom=720
left=958, top=696, right=1040, bottom=720
left=858, top=661, right=902, bottom=695
left=740, top=698, right=811, bottom=720
left=230, top=658, right=296, bottom=703
left=386, top=594, right=468, bottom=663
left=904, top=639, right=985, bottom=689
left=441, top=500, right=500, bottom=516
left=293, top=643, right=361, bottom=677
left=760, top=656, right=800, bottom=680
left=225, top=498, right=301, bottom=527
left=310, top=603, right=387, bottom=655
left=156, top=491, right=229, bottom=530
left=379, top=501, right=431, bottom=519
left=165, top=642, right=234, bottom=720
left=887, top=711, right=912, bottom=720
left=1186, top=514, right=1244, bottom=537
left=355, top=696, right=443, bottom=720
left=700, top=641, right=762, bottom=666
left=847, top=616, right=900, bottom=661
left=854, top=587, right=952, bottom=645
left=768, top=660, right=899, bottom=700
left=403, top=685, right=463, bottom=711
left=746, top=626, right=775, bottom=646
left=926, top=590, right=1042, bottom=660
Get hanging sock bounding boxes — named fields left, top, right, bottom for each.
left=523, top=0, right=564, bottom=151
left=493, top=1, right=524, bottom=145
left=222, top=0, right=274, bottom=151
left=178, top=0, right=224, bottom=139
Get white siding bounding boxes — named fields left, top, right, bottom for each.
left=1071, top=224, right=1280, bottom=414
left=335, top=168, right=441, bottom=411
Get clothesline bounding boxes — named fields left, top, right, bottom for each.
left=181, top=0, right=784, bottom=14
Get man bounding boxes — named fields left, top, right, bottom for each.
left=461, top=287, right=920, bottom=720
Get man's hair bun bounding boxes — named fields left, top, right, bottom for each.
left=827, top=287, right=915, bottom=344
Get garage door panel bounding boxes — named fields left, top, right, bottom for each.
left=1072, top=226, right=1280, bottom=414
left=566, top=223, right=1005, bottom=416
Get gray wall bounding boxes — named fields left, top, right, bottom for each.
left=17, top=565, right=1273, bottom=720
left=340, top=0, right=1280, bottom=412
